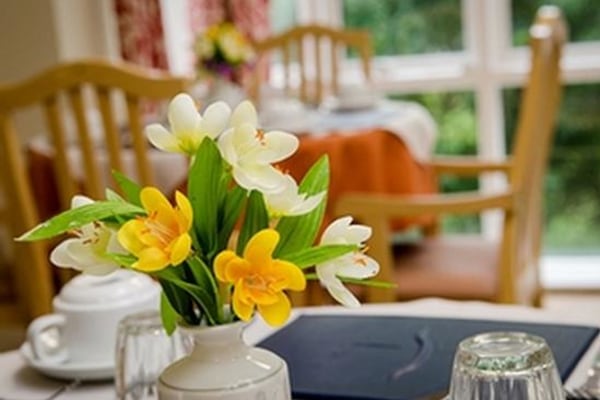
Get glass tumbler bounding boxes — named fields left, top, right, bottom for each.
left=115, top=310, right=189, bottom=400
left=445, top=331, right=564, bottom=400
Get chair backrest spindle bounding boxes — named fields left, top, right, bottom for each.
left=252, top=25, right=372, bottom=105
left=42, top=95, right=77, bottom=208
left=125, top=94, right=154, bottom=187
left=67, top=87, right=104, bottom=199
left=96, top=87, right=125, bottom=179
left=499, top=8, right=565, bottom=303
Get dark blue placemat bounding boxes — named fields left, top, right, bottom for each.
left=258, top=315, right=599, bottom=400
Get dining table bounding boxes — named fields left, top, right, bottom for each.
left=1, top=298, right=599, bottom=399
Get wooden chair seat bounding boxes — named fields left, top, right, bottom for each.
left=392, top=236, right=498, bottom=300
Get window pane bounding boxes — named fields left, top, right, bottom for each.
left=503, top=83, right=600, bottom=252
left=269, top=0, right=296, bottom=34
left=343, top=0, right=463, bottom=55
left=512, top=0, right=600, bottom=46
left=390, top=92, right=480, bottom=233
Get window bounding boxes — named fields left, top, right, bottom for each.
left=270, top=0, right=297, bottom=34
left=274, top=0, right=600, bottom=254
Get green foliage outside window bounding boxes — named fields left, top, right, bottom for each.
left=343, top=0, right=462, bottom=55
left=512, top=0, right=600, bottom=45
left=390, top=92, right=481, bottom=234
left=504, top=84, right=600, bottom=251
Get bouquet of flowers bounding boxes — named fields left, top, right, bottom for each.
left=193, top=22, right=255, bottom=84
left=18, top=94, right=383, bottom=332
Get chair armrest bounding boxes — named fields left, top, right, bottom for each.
left=429, top=156, right=513, bottom=176
left=335, top=190, right=516, bottom=219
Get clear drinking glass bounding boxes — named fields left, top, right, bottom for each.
left=445, top=331, right=564, bottom=400
left=115, top=310, right=189, bottom=400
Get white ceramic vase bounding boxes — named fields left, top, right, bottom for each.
left=157, top=321, right=291, bottom=400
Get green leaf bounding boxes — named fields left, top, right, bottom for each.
left=217, top=185, right=246, bottom=251
left=236, top=190, right=269, bottom=254
left=160, top=292, right=179, bottom=335
left=172, top=280, right=220, bottom=325
left=185, top=256, right=222, bottom=320
left=188, top=139, right=224, bottom=257
left=112, top=171, right=142, bottom=207
left=275, top=156, right=329, bottom=256
left=339, top=277, right=397, bottom=289
left=159, top=277, right=200, bottom=325
left=105, top=189, right=125, bottom=202
left=156, top=267, right=220, bottom=325
left=17, top=201, right=144, bottom=241
left=281, top=244, right=359, bottom=269
left=304, top=273, right=397, bottom=289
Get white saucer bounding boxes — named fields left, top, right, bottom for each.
left=20, top=342, right=114, bottom=381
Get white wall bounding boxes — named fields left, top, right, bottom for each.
left=0, top=0, right=59, bottom=82
left=51, top=0, right=120, bottom=61
left=0, top=0, right=119, bottom=83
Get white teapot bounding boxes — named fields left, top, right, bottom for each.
left=26, top=269, right=160, bottom=366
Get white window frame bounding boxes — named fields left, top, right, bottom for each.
left=295, top=0, right=600, bottom=239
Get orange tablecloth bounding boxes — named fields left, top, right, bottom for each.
left=278, top=128, right=437, bottom=231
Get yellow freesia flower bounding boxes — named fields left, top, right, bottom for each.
left=118, top=187, right=193, bottom=272
left=214, top=229, right=305, bottom=327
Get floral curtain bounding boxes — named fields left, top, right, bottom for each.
left=113, top=0, right=269, bottom=71
left=113, top=0, right=169, bottom=70
left=188, top=0, right=271, bottom=96
left=188, top=0, right=270, bottom=41
left=189, top=0, right=225, bottom=32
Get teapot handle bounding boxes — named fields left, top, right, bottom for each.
left=27, top=313, right=69, bottom=364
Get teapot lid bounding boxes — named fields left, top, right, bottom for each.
left=56, top=269, right=159, bottom=309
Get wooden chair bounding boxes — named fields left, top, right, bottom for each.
left=250, top=24, right=372, bottom=105
left=0, top=59, right=190, bottom=325
left=335, top=6, right=567, bottom=306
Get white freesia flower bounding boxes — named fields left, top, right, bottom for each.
left=316, top=216, right=379, bottom=307
left=218, top=100, right=299, bottom=194
left=49, top=196, right=125, bottom=275
left=146, top=93, right=231, bottom=156
left=263, top=174, right=325, bottom=218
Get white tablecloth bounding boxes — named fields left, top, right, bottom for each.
left=259, top=99, right=438, bottom=163
left=1, top=298, right=599, bottom=399
left=28, top=137, right=188, bottom=197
